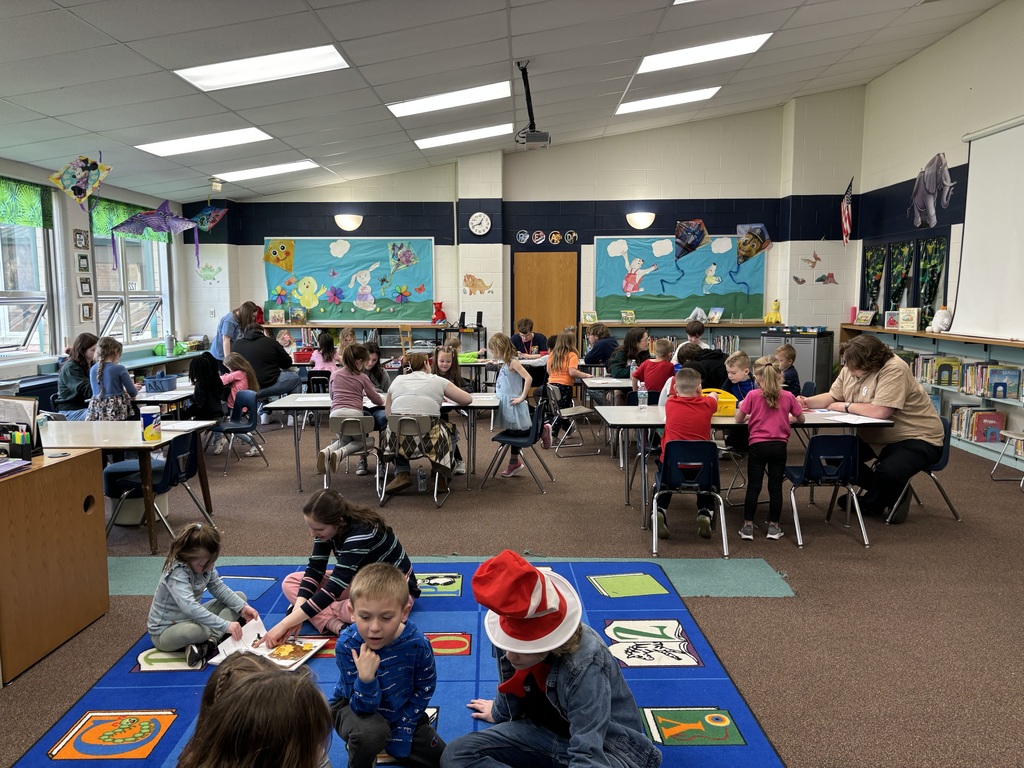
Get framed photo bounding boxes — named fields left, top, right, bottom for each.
left=620, top=310, right=636, bottom=324
left=898, top=307, right=921, bottom=331
left=73, top=229, right=90, bottom=249
left=76, top=253, right=90, bottom=273
left=77, top=276, right=92, bottom=298
left=884, top=311, right=900, bottom=329
left=79, top=302, right=93, bottom=322
left=853, top=310, right=876, bottom=326
left=581, top=311, right=598, bottom=324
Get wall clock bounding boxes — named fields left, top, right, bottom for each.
left=468, top=211, right=492, bottom=236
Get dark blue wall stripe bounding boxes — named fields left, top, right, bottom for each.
left=858, top=163, right=966, bottom=240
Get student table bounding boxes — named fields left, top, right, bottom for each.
left=135, top=383, right=196, bottom=418
left=582, top=377, right=631, bottom=407
left=40, top=420, right=216, bottom=554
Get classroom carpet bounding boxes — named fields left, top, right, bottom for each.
left=16, top=562, right=783, bottom=767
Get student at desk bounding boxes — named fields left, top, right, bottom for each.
left=87, top=336, right=137, bottom=421
left=798, top=334, right=943, bottom=523
left=56, top=332, right=97, bottom=421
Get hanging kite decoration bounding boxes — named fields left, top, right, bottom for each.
left=110, top=200, right=198, bottom=270
left=728, top=223, right=771, bottom=296
left=659, top=219, right=710, bottom=293
left=190, top=205, right=228, bottom=232
left=378, top=242, right=420, bottom=295
left=49, top=155, right=111, bottom=211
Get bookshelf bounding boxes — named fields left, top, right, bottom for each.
left=263, top=322, right=487, bottom=359
left=579, top=320, right=769, bottom=359
left=840, top=324, right=1024, bottom=470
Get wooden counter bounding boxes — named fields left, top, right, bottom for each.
left=0, top=449, right=108, bottom=683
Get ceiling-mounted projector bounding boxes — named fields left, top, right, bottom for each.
left=522, top=130, right=551, bottom=148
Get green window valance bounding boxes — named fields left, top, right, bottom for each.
left=90, top=198, right=169, bottom=243
left=0, top=176, right=54, bottom=229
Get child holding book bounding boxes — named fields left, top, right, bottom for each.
left=488, top=332, right=537, bottom=477
left=656, top=368, right=719, bottom=540
left=331, top=563, right=445, bottom=768
left=735, top=356, right=805, bottom=540
left=441, top=550, right=662, bottom=768
left=147, top=523, right=259, bottom=667
left=775, top=343, right=802, bottom=396
left=86, top=336, right=137, bottom=421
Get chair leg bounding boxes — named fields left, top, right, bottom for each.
left=518, top=455, right=547, bottom=494
left=848, top=485, right=870, bottom=548
left=433, top=472, right=451, bottom=508
left=927, top=472, right=962, bottom=521
left=180, top=481, right=216, bottom=528
left=479, top=445, right=509, bottom=490
left=790, top=486, right=804, bottom=548
left=529, top=445, right=555, bottom=481
left=106, top=493, right=131, bottom=537
left=990, top=437, right=1024, bottom=489
left=714, top=494, right=729, bottom=559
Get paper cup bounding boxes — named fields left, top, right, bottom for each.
left=140, top=406, right=162, bottom=441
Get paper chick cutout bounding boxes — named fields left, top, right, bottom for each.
left=49, top=155, right=111, bottom=209
left=111, top=200, right=198, bottom=269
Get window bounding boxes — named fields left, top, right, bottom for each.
left=90, top=199, right=171, bottom=344
left=0, top=177, right=55, bottom=356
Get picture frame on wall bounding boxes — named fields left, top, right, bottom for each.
left=76, top=253, right=90, bottom=273
left=77, top=276, right=92, bottom=298
left=73, top=229, right=90, bottom=249
left=80, top=302, right=93, bottom=323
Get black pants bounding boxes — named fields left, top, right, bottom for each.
left=332, top=699, right=444, bottom=768
left=654, top=460, right=715, bottom=517
left=744, top=440, right=788, bottom=523
left=858, top=438, right=942, bottom=513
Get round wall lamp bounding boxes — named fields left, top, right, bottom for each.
left=626, top=211, right=655, bottom=230
left=334, top=213, right=363, bottom=231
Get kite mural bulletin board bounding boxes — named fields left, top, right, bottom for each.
left=595, top=232, right=766, bottom=322
left=263, top=237, right=434, bottom=322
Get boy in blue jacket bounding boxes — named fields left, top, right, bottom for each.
left=330, top=563, right=444, bottom=768
left=442, top=550, right=662, bottom=768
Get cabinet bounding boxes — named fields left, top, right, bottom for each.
left=0, top=450, right=108, bottom=683
left=760, top=331, right=834, bottom=395
left=840, top=324, right=1024, bottom=472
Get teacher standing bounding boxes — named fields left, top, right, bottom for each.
left=798, top=334, right=942, bottom=523
left=212, top=301, right=259, bottom=372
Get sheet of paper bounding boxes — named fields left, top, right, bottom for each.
left=294, top=395, right=328, bottom=403
left=827, top=413, right=881, bottom=424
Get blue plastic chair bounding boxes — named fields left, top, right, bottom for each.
left=886, top=416, right=961, bottom=523
left=783, top=433, right=868, bottom=548
left=480, top=396, right=555, bottom=494
left=104, top=431, right=214, bottom=537
left=208, top=390, right=269, bottom=475
left=652, top=440, right=729, bottom=558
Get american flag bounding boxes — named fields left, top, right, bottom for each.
left=840, top=177, right=853, bottom=246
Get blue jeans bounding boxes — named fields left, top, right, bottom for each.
left=256, top=370, right=302, bottom=403
left=63, top=407, right=89, bottom=421
left=441, top=720, right=629, bottom=768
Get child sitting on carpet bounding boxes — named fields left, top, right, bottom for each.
left=177, top=657, right=332, bottom=768
left=330, top=562, right=445, bottom=768
left=147, top=524, right=260, bottom=668
left=441, top=550, right=662, bottom=768
left=257, top=489, right=420, bottom=645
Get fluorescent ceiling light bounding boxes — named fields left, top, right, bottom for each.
left=215, top=160, right=319, bottom=182
left=175, top=45, right=347, bottom=91
left=136, top=127, right=271, bottom=157
left=617, top=87, right=720, bottom=115
left=388, top=81, right=511, bottom=117
left=638, top=33, right=771, bottom=74
left=415, top=123, right=513, bottom=150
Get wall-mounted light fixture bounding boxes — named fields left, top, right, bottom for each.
left=334, top=214, right=363, bottom=231
left=626, top=211, right=656, bottom=230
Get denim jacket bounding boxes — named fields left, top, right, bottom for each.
left=491, top=624, right=662, bottom=768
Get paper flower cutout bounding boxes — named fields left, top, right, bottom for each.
left=272, top=286, right=288, bottom=304
left=393, top=285, right=411, bottom=304
left=326, top=286, right=344, bottom=305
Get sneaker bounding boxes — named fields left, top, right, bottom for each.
left=355, top=458, right=368, bottom=476
left=501, top=460, right=525, bottom=478
left=384, top=472, right=412, bottom=494
left=887, top=492, right=911, bottom=524
left=212, top=436, right=226, bottom=455
left=316, top=447, right=331, bottom=475
left=541, top=423, right=552, bottom=450
left=696, top=511, right=713, bottom=539
left=259, top=413, right=271, bottom=425
left=244, top=445, right=261, bottom=457
left=739, top=523, right=754, bottom=540
left=766, top=523, right=784, bottom=540
left=656, top=508, right=670, bottom=540
left=453, top=460, right=466, bottom=476
left=287, top=415, right=295, bottom=427
left=185, top=640, right=211, bottom=668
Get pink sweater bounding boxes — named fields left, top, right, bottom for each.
left=329, top=368, right=384, bottom=412
left=220, top=369, right=252, bottom=409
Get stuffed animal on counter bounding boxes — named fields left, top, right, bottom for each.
left=926, top=306, right=952, bottom=333
left=432, top=301, right=447, bottom=325
left=764, top=298, right=783, bottom=324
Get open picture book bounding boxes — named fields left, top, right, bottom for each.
left=207, top=618, right=327, bottom=671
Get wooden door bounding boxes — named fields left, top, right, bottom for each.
left=511, top=251, right=579, bottom=342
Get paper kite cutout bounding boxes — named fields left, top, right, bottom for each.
left=49, top=155, right=111, bottom=209
left=190, top=205, right=228, bottom=232
left=111, top=200, right=198, bottom=269
left=264, top=240, right=295, bottom=274
left=674, top=219, right=710, bottom=255
left=736, top=224, right=771, bottom=264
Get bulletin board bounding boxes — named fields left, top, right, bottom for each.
left=594, top=235, right=765, bottom=322
left=262, top=237, right=434, bottom=322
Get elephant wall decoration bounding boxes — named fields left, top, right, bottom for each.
left=908, top=152, right=955, bottom=228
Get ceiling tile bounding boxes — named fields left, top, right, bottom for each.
left=7, top=71, right=197, bottom=115
left=60, top=94, right=228, bottom=133
left=314, top=0, right=505, bottom=41
left=0, top=45, right=160, bottom=98
left=72, top=0, right=306, bottom=41
left=0, top=8, right=115, bottom=63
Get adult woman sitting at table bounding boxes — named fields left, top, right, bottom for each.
left=797, top=334, right=943, bottom=523
left=607, top=327, right=650, bottom=405
left=55, top=332, right=98, bottom=421
left=381, top=352, right=473, bottom=494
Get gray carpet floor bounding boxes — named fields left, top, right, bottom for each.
left=2, top=415, right=1023, bottom=767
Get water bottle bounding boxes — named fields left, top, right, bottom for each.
left=417, top=467, right=427, bottom=492
left=637, top=382, right=648, bottom=412
left=629, top=360, right=637, bottom=379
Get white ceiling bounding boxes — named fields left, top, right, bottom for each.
left=0, top=0, right=1003, bottom=203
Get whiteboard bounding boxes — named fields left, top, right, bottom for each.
left=953, top=122, right=1024, bottom=340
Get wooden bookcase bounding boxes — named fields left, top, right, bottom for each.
left=263, top=322, right=487, bottom=360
